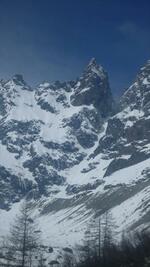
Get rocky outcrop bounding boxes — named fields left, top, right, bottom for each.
left=120, top=60, right=150, bottom=113
left=0, top=59, right=150, bottom=250
left=71, top=58, right=114, bottom=117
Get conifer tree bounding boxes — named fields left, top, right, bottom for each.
left=5, top=200, right=41, bottom=267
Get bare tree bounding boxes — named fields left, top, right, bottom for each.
left=4, top=200, right=41, bottom=267
left=62, top=252, right=74, bottom=267
left=82, top=211, right=117, bottom=267
left=38, top=252, right=47, bottom=267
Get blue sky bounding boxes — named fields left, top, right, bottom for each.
left=0, top=0, right=150, bottom=95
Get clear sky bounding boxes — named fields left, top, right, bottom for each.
left=0, top=0, right=150, bottom=96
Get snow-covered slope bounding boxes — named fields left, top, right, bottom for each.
left=0, top=59, right=150, bottom=257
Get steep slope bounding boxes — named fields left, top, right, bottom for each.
left=0, top=59, right=113, bottom=210
left=71, top=58, right=114, bottom=116
left=0, top=59, right=150, bottom=259
left=96, top=59, right=150, bottom=177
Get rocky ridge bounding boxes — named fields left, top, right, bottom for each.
left=0, top=59, right=150, bottom=256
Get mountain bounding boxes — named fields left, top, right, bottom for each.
left=71, top=58, right=114, bottom=116
left=0, top=59, right=150, bottom=258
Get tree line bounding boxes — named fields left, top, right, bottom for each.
left=75, top=230, right=150, bottom=267
left=1, top=201, right=150, bottom=267
left=0, top=200, right=47, bottom=267
left=75, top=214, right=150, bottom=267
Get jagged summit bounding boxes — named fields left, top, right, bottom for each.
left=86, top=57, right=100, bottom=72
left=87, top=57, right=102, bottom=69
left=138, top=59, right=150, bottom=77
left=120, top=60, right=150, bottom=112
left=0, top=59, right=150, bottom=260
left=71, top=59, right=113, bottom=117
left=85, top=57, right=107, bottom=80
left=12, top=74, right=25, bottom=85
left=8, top=74, right=32, bottom=91
left=142, top=59, right=150, bottom=67
left=88, top=57, right=97, bottom=65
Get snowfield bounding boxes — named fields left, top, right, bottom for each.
left=0, top=59, right=150, bottom=261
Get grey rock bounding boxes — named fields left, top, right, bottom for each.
left=71, top=58, right=114, bottom=117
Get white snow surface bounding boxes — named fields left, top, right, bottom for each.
left=0, top=71, right=150, bottom=259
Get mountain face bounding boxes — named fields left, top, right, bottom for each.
left=94, top=60, right=150, bottom=177
left=0, top=59, right=150, bottom=254
left=71, top=58, right=114, bottom=117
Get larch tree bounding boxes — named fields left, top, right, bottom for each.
left=6, top=200, right=41, bottom=267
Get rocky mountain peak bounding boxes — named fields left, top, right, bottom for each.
left=9, top=74, right=32, bottom=91
left=0, top=59, right=150, bottom=257
left=71, top=59, right=114, bottom=117
left=12, top=74, right=26, bottom=86
left=137, top=60, right=150, bottom=83
left=88, top=57, right=97, bottom=65
left=86, top=57, right=99, bottom=71
left=120, top=61, right=150, bottom=113
left=141, top=59, right=150, bottom=70
left=81, top=58, right=107, bottom=79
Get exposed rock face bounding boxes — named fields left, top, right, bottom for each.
left=120, top=60, right=150, bottom=113
left=92, top=61, right=150, bottom=177
left=0, top=59, right=150, bottom=255
left=0, top=59, right=114, bottom=210
left=71, top=58, right=114, bottom=117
